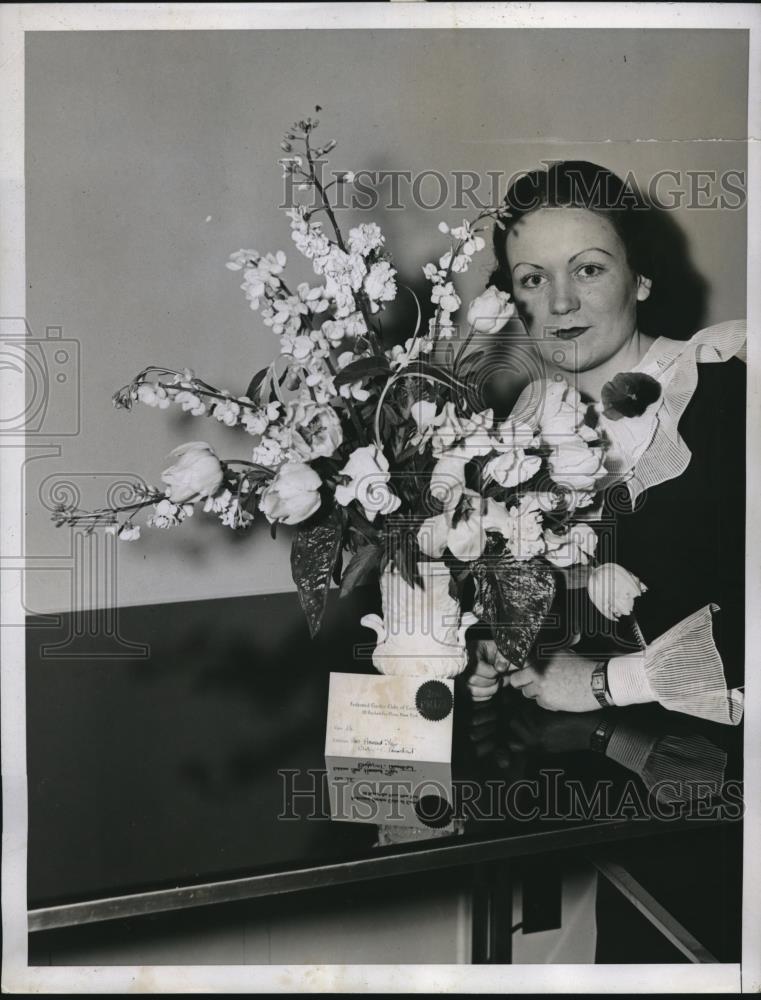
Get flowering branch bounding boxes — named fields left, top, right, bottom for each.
left=51, top=110, right=652, bottom=645
left=302, top=125, right=382, bottom=357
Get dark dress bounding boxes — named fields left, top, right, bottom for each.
left=570, top=355, right=746, bottom=689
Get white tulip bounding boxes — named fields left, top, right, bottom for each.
left=587, top=563, right=647, bottom=620
left=259, top=462, right=322, bottom=525
left=466, top=286, right=515, bottom=335
left=161, top=442, right=224, bottom=504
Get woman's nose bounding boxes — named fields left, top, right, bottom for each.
left=549, top=279, right=579, bottom=316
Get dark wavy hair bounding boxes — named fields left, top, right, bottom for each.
left=489, top=161, right=706, bottom=340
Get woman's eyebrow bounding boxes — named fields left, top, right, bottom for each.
left=512, top=247, right=614, bottom=273
left=569, top=247, right=614, bottom=262
left=511, top=261, right=543, bottom=273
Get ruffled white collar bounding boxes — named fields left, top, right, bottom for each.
left=597, top=320, right=746, bottom=505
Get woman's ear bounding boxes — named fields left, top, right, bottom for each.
left=636, top=275, right=653, bottom=302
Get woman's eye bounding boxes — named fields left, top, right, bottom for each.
left=519, top=273, right=547, bottom=289
left=576, top=263, right=605, bottom=279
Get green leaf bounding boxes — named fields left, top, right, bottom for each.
left=387, top=527, right=422, bottom=590
left=339, top=543, right=382, bottom=597
left=290, top=508, right=344, bottom=638
left=332, top=544, right=344, bottom=587
left=404, top=361, right=465, bottom=393
left=472, top=552, right=555, bottom=666
left=333, top=356, right=391, bottom=387
left=245, top=366, right=269, bottom=401
left=347, top=504, right=381, bottom=543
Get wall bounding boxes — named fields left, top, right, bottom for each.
left=25, top=29, right=748, bottom=613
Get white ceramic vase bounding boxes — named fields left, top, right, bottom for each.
left=360, top=560, right=478, bottom=678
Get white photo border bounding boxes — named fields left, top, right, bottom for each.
left=1, top=2, right=759, bottom=993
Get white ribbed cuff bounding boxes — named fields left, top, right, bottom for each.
left=607, top=651, right=655, bottom=706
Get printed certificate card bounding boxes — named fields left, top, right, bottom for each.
left=324, top=672, right=454, bottom=763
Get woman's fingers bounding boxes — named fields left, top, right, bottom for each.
left=470, top=688, right=499, bottom=703
left=507, top=667, right=536, bottom=689
left=467, top=671, right=501, bottom=701
left=466, top=640, right=518, bottom=701
left=473, top=640, right=514, bottom=674
left=468, top=685, right=500, bottom=702
left=492, top=651, right=513, bottom=674
left=469, top=671, right=501, bottom=688
left=471, top=657, right=500, bottom=681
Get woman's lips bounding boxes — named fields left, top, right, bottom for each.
left=553, top=326, right=590, bottom=340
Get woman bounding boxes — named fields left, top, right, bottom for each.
left=467, top=161, right=745, bottom=725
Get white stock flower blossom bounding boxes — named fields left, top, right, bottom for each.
left=286, top=207, right=331, bottom=261
left=430, top=281, right=460, bottom=314
left=203, top=489, right=233, bottom=514
left=174, top=390, right=207, bottom=417
left=348, top=223, right=385, bottom=256
left=220, top=498, right=254, bottom=529
left=297, top=282, right=331, bottom=314
left=363, top=261, right=397, bottom=312
left=147, top=497, right=195, bottom=529
left=240, top=401, right=280, bottom=436
left=280, top=333, right=314, bottom=361
left=438, top=250, right=469, bottom=274
left=212, top=397, right=241, bottom=427
left=336, top=351, right=371, bottom=402
left=136, top=383, right=171, bottom=409
left=317, top=246, right=367, bottom=292
left=233, top=250, right=287, bottom=311
left=251, top=435, right=288, bottom=468
left=106, top=522, right=141, bottom=541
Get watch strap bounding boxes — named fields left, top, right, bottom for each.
left=590, top=717, right=615, bottom=753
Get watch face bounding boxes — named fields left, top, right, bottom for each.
left=591, top=726, right=611, bottom=752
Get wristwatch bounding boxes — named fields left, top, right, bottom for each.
left=590, top=717, right=615, bottom=753
left=590, top=659, right=613, bottom=708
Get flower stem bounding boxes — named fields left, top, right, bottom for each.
left=303, top=132, right=382, bottom=357
left=323, top=354, right=367, bottom=445
left=630, top=614, right=647, bottom=650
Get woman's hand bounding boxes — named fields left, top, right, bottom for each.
left=507, top=647, right=602, bottom=713
left=466, top=638, right=515, bottom=702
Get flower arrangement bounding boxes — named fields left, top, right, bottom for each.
left=53, top=110, right=649, bottom=669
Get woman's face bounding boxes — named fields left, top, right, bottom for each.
left=505, top=207, right=651, bottom=375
